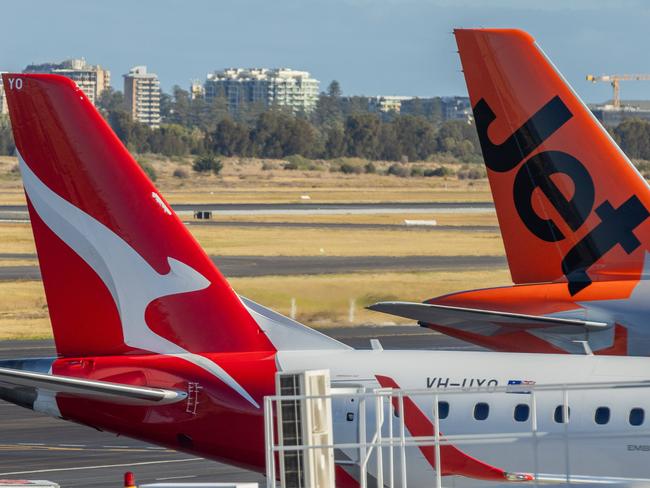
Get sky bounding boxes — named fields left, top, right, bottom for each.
left=2, top=0, right=650, bottom=102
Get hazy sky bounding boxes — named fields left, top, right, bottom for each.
left=2, top=0, right=650, bottom=102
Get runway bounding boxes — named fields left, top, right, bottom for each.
left=0, top=254, right=507, bottom=280
left=0, top=201, right=494, bottom=221
left=0, top=329, right=478, bottom=487
left=0, top=202, right=494, bottom=212
left=187, top=220, right=499, bottom=232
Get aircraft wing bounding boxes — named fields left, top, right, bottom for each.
left=0, top=367, right=186, bottom=406
left=367, top=301, right=611, bottom=331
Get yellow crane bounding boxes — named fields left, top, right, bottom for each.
left=586, top=74, right=650, bottom=109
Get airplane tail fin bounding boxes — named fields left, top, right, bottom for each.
left=455, top=29, right=650, bottom=295
left=2, top=73, right=275, bottom=357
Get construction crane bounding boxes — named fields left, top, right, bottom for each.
left=586, top=74, right=650, bottom=109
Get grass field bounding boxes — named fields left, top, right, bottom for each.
left=0, top=154, right=504, bottom=339
left=0, top=268, right=512, bottom=340
left=0, top=222, right=504, bottom=257
left=0, top=155, right=492, bottom=205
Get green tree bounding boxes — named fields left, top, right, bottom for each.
left=323, top=124, right=345, bottom=159
left=327, top=80, right=342, bottom=98
left=435, top=119, right=481, bottom=162
left=613, top=118, right=650, bottom=159
left=393, top=115, right=437, bottom=161
left=251, top=112, right=316, bottom=158
left=148, top=124, right=195, bottom=157
left=97, top=87, right=126, bottom=114
left=107, top=111, right=152, bottom=153
left=344, top=114, right=380, bottom=159
left=377, top=123, right=400, bottom=161
left=211, top=118, right=250, bottom=156
left=193, top=155, right=223, bottom=175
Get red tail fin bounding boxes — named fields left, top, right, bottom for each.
left=2, top=73, right=274, bottom=357
left=455, top=29, right=650, bottom=295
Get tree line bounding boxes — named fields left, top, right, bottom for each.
left=5, top=81, right=650, bottom=168
left=86, top=81, right=482, bottom=163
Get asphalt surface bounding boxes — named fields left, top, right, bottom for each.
left=0, top=329, right=477, bottom=487
left=0, top=255, right=506, bottom=281
left=187, top=220, right=499, bottom=232
left=0, top=202, right=495, bottom=222
left=0, top=202, right=494, bottom=213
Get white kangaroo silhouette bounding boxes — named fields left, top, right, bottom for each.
left=19, top=153, right=258, bottom=407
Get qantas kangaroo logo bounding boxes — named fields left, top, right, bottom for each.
left=473, top=96, right=650, bottom=295
left=18, top=153, right=259, bottom=407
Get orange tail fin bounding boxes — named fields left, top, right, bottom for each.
left=455, top=29, right=650, bottom=295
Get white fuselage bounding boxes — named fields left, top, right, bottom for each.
left=278, top=349, right=650, bottom=486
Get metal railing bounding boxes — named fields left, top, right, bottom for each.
left=264, top=380, right=650, bottom=488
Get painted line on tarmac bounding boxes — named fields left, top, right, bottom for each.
left=3, top=443, right=175, bottom=453
left=0, top=457, right=201, bottom=475
left=156, top=475, right=197, bottom=481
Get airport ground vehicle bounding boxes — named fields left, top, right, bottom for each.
left=1, top=29, right=650, bottom=486
left=372, top=29, right=650, bottom=356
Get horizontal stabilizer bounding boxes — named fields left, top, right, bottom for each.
left=534, top=473, right=650, bottom=486
left=0, top=367, right=186, bottom=406
left=367, top=301, right=610, bottom=331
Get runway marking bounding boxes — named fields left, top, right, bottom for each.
left=0, top=457, right=200, bottom=475
left=18, top=443, right=44, bottom=446
left=1, top=443, right=175, bottom=453
left=156, top=475, right=197, bottom=481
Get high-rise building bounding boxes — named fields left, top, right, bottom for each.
left=441, top=96, right=472, bottom=122
left=23, top=58, right=110, bottom=106
left=190, top=80, right=204, bottom=100
left=123, top=66, right=161, bottom=128
left=204, top=68, right=319, bottom=114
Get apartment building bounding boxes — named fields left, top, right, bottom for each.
left=23, top=58, right=110, bottom=106
left=204, top=68, right=319, bottom=114
left=368, top=96, right=414, bottom=113
left=123, top=66, right=161, bottom=128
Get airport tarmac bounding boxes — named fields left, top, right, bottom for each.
left=0, top=254, right=507, bottom=280
left=0, top=202, right=494, bottom=213
left=0, top=328, right=478, bottom=487
left=0, top=201, right=495, bottom=221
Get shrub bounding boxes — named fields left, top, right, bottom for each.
left=387, top=163, right=409, bottom=177
left=283, top=161, right=299, bottom=170
left=410, top=166, right=424, bottom=177
left=364, top=162, right=377, bottom=174
left=284, top=154, right=323, bottom=171
left=457, top=165, right=486, bottom=180
left=424, top=166, right=454, bottom=177
left=193, top=155, right=223, bottom=175
left=261, top=161, right=276, bottom=171
left=340, top=162, right=363, bottom=174
left=173, top=168, right=189, bottom=179
left=138, top=161, right=157, bottom=181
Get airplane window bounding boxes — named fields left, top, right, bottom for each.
left=554, top=405, right=571, bottom=423
left=474, top=402, right=489, bottom=421
left=630, top=408, right=645, bottom=426
left=438, top=401, right=449, bottom=420
left=594, top=407, right=610, bottom=425
left=514, top=404, right=530, bottom=422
